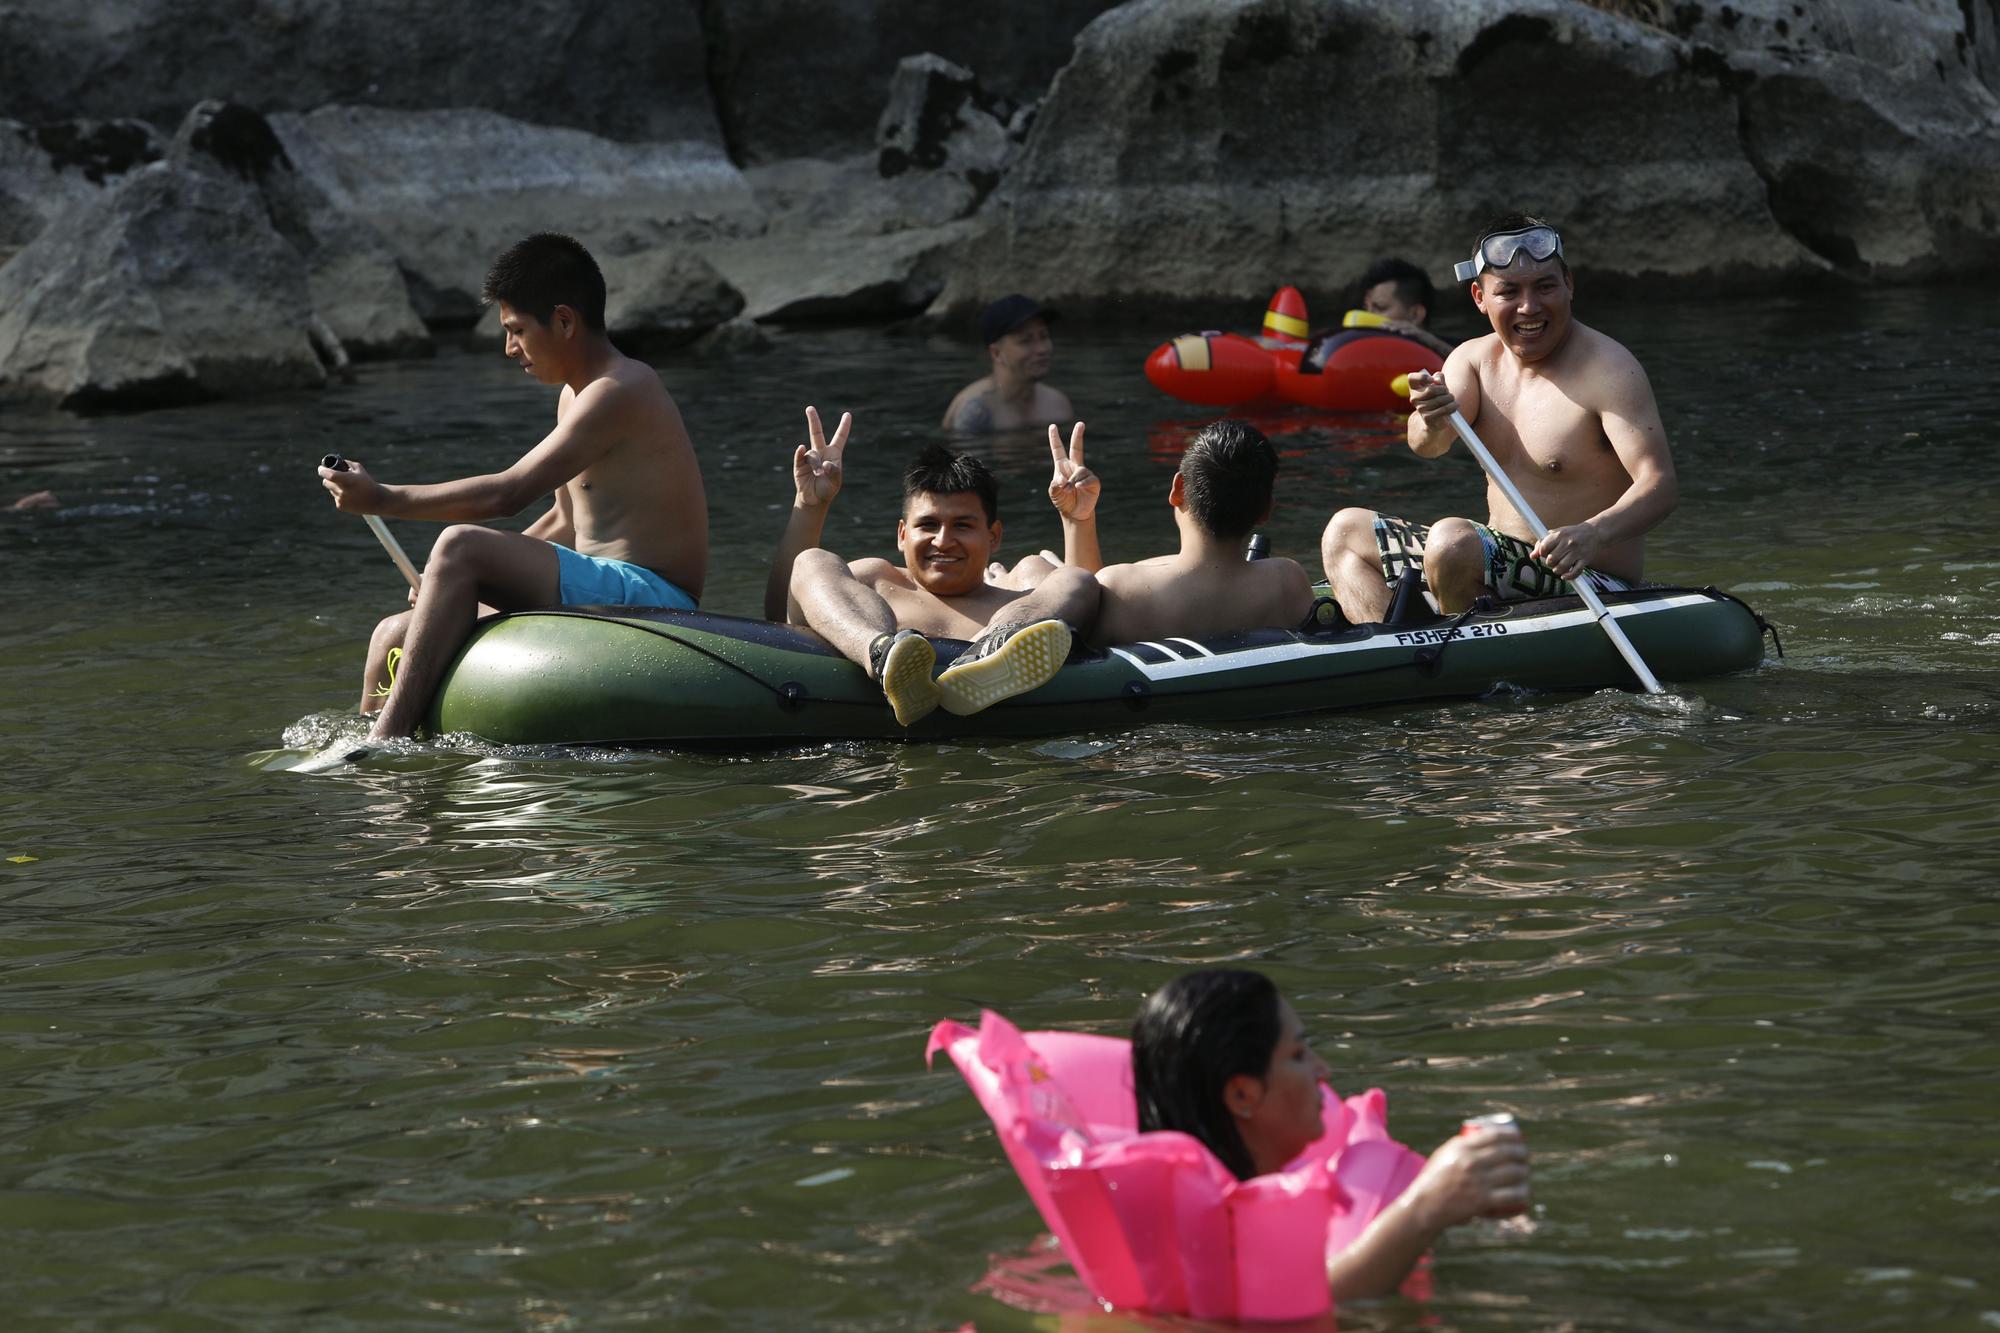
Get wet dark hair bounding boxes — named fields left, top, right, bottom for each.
left=1358, top=257, right=1436, bottom=321
left=1178, top=419, right=1277, bottom=539
left=903, top=445, right=1000, bottom=524
left=1477, top=212, right=1570, bottom=279
left=1132, top=970, right=1283, bottom=1181
left=481, top=232, right=607, bottom=332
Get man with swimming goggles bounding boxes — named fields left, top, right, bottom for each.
left=1318, top=214, right=1679, bottom=620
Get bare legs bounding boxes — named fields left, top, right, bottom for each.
left=368, top=526, right=560, bottom=739
left=1320, top=508, right=1490, bottom=621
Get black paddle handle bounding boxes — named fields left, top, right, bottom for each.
left=320, top=453, right=349, bottom=472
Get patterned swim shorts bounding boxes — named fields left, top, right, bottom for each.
left=1372, top=514, right=1636, bottom=602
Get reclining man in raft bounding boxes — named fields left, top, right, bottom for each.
left=1004, top=418, right=1317, bottom=648
left=1319, top=214, right=1678, bottom=623
left=319, top=232, right=708, bottom=742
left=764, top=407, right=1099, bottom=727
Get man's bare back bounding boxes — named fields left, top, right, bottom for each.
left=1094, top=552, right=1313, bottom=648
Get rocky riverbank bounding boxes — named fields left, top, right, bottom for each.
left=2, top=0, right=1995, bottom=409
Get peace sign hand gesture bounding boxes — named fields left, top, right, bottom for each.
left=793, top=405, right=850, bottom=510
left=1047, top=422, right=1099, bottom=524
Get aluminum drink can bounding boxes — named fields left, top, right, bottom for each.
left=1462, top=1112, right=1518, bottom=1135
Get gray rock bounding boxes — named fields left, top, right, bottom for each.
left=169, top=100, right=429, bottom=359
left=876, top=54, right=1024, bottom=218
left=0, top=162, right=326, bottom=410
left=702, top=0, right=1123, bottom=163
left=0, top=0, right=719, bottom=144
left=703, top=222, right=976, bottom=325
left=605, top=250, right=747, bottom=347
left=0, top=118, right=164, bottom=264
left=942, top=0, right=2000, bottom=312
left=270, top=106, right=765, bottom=326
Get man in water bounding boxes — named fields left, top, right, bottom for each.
left=320, top=232, right=708, bottom=741
left=765, top=407, right=1098, bottom=726
left=1006, top=418, right=1316, bottom=648
left=1354, top=256, right=1454, bottom=358
left=941, top=295, right=1075, bottom=436
left=1319, top=215, right=1678, bottom=622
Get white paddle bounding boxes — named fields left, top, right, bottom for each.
left=1400, top=372, right=1665, bottom=694
left=320, top=453, right=421, bottom=591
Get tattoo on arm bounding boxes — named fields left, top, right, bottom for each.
left=953, top=397, right=994, bottom=435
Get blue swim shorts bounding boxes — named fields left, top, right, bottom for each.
left=554, top=545, right=699, bottom=609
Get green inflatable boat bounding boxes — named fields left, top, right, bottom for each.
left=425, top=585, right=1773, bottom=746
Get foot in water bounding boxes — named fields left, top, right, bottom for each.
left=937, top=619, right=1072, bottom=716
left=869, top=629, right=941, bottom=727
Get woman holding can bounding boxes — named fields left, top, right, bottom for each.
left=1132, top=969, right=1533, bottom=1300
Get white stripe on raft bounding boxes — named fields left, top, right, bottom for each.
left=1104, top=594, right=1713, bottom=682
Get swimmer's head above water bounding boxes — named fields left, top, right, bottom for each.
left=1131, top=968, right=1331, bottom=1180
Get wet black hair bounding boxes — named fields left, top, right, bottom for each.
left=1477, top=212, right=1570, bottom=279
left=481, top=231, right=607, bottom=333
left=1178, top=419, right=1277, bottom=539
left=903, top=445, right=1000, bottom=524
left=1132, top=969, right=1283, bottom=1182
left=1358, top=257, right=1437, bottom=322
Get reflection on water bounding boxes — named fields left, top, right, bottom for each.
left=2, top=288, right=1998, bottom=1328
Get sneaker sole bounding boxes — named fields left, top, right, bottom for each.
left=937, top=619, right=1071, bottom=716
left=880, top=634, right=941, bottom=727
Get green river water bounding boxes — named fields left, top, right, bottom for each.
left=1, top=287, right=1996, bottom=1330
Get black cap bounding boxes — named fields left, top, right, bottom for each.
left=978, top=294, right=1055, bottom=345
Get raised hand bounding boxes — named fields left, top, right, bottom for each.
left=1411, top=1121, right=1532, bottom=1228
left=793, top=406, right=850, bottom=510
left=1047, top=422, right=1099, bottom=523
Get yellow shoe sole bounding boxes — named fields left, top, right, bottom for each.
left=880, top=633, right=941, bottom=727
left=937, top=619, right=1071, bottom=716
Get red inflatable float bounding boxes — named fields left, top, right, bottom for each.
left=1143, top=287, right=1444, bottom=414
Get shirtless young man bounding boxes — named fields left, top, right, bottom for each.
left=1018, top=419, right=1315, bottom=648
left=1319, top=215, right=1678, bottom=623
left=764, top=407, right=1098, bottom=727
left=941, top=295, right=1075, bottom=436
left=320, top=232, right=708, bottom=741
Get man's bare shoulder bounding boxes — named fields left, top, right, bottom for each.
left=944, top=377, right=997, bottom=430
left=1038, top=384, right=1074, bottom=420
left=1564, top=323, right=1655, bottom=402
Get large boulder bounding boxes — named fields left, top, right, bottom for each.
left=876, top=54, right=1028, bottom=218
left=605, top=250, right=746, bottom=347
left=170, top=100, right=429, bottom=359
left=269, top=106, right=765, bottom=327
left=0, top=118, right=164, bottom=265
left=702, top=0, right=1123, bottom=163
left=941, top=0, right=2000, bottom=312
left=0, top=1, right=719, bottom=144
left=0, top=162, right=327, bottom=410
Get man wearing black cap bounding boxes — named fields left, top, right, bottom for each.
left=943, top=294, right=1075, bottom=435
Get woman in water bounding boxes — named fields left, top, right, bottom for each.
left=1132, top=969, right=1532, bottom=1300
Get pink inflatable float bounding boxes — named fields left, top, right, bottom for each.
left=927, top=1009, right=1428, bottom=1322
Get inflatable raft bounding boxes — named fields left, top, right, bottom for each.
left=1142, top=288, right=1445, bottom=414
left=425, top=586, right=1771, bottom=747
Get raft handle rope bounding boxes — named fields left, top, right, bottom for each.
left=1411, top=598, right=1491, bottom=678
left=1701, top=586, right=1784, bottom=658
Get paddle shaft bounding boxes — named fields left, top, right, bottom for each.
left=322, top=454, right=421, bottom=590
left=1440, top=407, right=1665, bottom=694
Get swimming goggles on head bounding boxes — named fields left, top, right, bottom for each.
left=1453, top=225, right=1564, bottom=282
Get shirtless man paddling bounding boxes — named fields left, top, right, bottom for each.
left=321, top=232, right=708, bottom=741
left=1320, top=215, right=1678, bottom=622
left=766, top=408, right=1098, bottom=726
